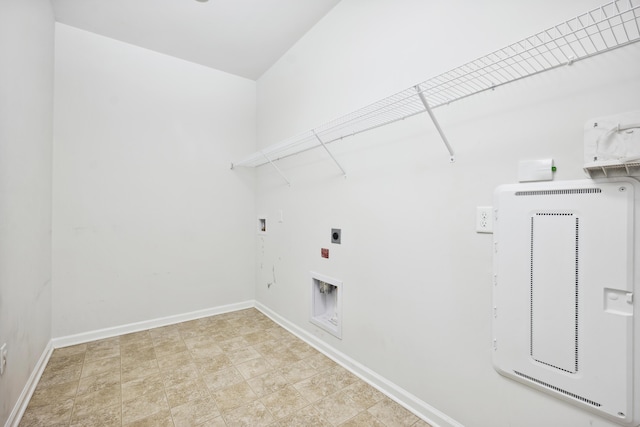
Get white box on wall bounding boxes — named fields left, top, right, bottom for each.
left=310, top=271, right=342, bottom=339
left=492, top=179, right=639, bottom=426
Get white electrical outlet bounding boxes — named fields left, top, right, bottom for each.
left=476, top=206, right=494, bottom=233
left=0, top=343, right=7, bottom=376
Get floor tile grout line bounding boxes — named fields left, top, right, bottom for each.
left=120, top=335, right=124, bottom=427
left=159, top=336, right=176, bottom=427
left=68, top=346, right=87, bottom=427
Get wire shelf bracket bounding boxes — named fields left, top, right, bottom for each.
left=232, top=0, right=640, bottom=182
left=415, top=85, right=455, bottom=163
left=313, top=131, right=348, bottom=177
left=262, top=151, right=291, bottom=186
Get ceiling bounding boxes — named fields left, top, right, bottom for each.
left=51, top=0, right=341, bottom=80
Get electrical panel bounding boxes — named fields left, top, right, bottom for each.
left=493, top=179, right=639, bottom=425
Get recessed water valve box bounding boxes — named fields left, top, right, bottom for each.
left=310, top=272, right=342, bottom=339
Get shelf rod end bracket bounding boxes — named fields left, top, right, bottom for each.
left=414, top=85, right=455, bottom=161
left=261, top=151, right=291, bottom=186
left=313, top=131, right=347, bottom=177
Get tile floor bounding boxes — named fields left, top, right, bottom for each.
left=19, top=308, right=432, bottom=427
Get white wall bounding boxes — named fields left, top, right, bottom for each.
left=0, top=0, right=54, bottom=424
left=255, top=1, right=640, bottom=426
left=52, top=24, right=257, bottom=338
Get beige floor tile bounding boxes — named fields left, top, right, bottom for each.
left=367, top=397, right=419, bottom=427
left=210, top=328, right=236, bottom=342
left=19, top=309, right=422, bottom=427
left=267, top=327, right=295, bottom=341
left=45, top=351, right=85, bottom=371
left=177, top=325, right=207, bottom=340
left=122, top=389, right=169, bottom=424
left=241, top=330, right=269, bottom=345
left=325, top=365, right=359, bottom=389
left=339, top=411, right=386, bottom=427
left=264, top=349, right=301, bottom=369
left=156, top=349, right=194, bottom=371
left=293, top=372, right=339, bottom=403
left=37, top=363, right=83, bottom=389
left=149, top=324, right=181, bottom=339
left=260, top=385, right=309, bottom=420
left=222, top=400, right=275, bottom=427
left=288, top=341, right=318, bottom=359
left=226, top=346, right=262, bottom=365
left=218, top=336, right=251, bottom=352
left=274, top=405, right=333, bottom=427
left=195, top=415, right=227, bottom=427
left=164, top=377, right=210, bottom=408
left=72, top=384, right=121, bottom=419
left=49, top=344, right=87, bottom=359
left=314, top=390, right=361, bottom=425
left=28, top=380, right=78, bottom=408
left=161, top=363, right=200, bottom=389
left=194, top=354, right=234, bottom=376
left=237, top=327, right=263, bottom=338
left=235, top=357, right=273, bottom=379
left=70, top=403, right=121, bottom=427
left=120, top=330, right=152, bottom=345
left=121, top=337, right=154, bottom=352
left=122, top=372, right=164, bottom=403
left=121, top=345, right=156, bottom=367
left=154, top=340, right=188, bottom=358
left=171, top=396, right=221, bottom=426
left=305, top=352, right=338, bottom=371
left=246, top=370, right=288, bottom=397
left=80, top=355, right=120, bottom=378
left=293, top=366, right=356, bottom=403
left=121, top=358, right=159, bottom=383
left=77, top=370, right=120, bottom=396
left=19, top=398, right=74, bottom=427
left=189, top=344, right=224, bottom=360
left=212, top=381, right=258, bottom=412
left=202, top=366, right=245, bottom=392
left=342, top=380, right=385, bottom=410
left=252, top=339, right=281, bottom=357
left=84, top=337, right=120, bottom=361
left=122, top=409, right=174, bottom=427
left=183, top=333, right=221, bottom=349
left=278, top=359, right=318, bottom=383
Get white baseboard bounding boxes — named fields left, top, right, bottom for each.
left=51, top=300, right=254, bottom=348
left=255, top=301, right=463, bottom=427
left=4, top=341, right=53, bottom=427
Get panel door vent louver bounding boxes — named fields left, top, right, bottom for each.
left=514, top=371, right=601, bottom=407
left=529, top=214, right=580, bottom=374
left=516, top=188, right=602, bottom=196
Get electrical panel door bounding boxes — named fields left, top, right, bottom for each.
left=493, top=179, right=638, bottom=425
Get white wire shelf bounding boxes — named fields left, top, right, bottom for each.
left=232, top=0, right=640, bottom=173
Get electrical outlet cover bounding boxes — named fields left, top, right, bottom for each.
left=476, top=206, right=494, bottom=233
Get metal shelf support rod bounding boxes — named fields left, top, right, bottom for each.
left=414, top=85, right=455, bottom=163
left=262, top=151, right=291, bottom=186
left=313, top=131, right=347, bottom=177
